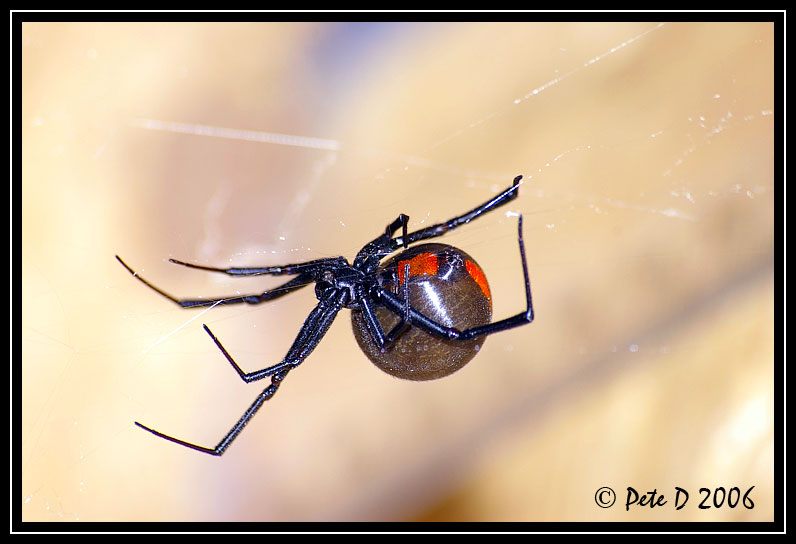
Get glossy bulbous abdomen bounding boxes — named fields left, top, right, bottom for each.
left=351, top=243, right=492, bottom=381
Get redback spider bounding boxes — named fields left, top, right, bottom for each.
left=116, top=175, right=534, bottom=455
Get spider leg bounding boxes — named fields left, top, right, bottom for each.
left=116, top=255, right=314, bottom=308
left=394, top=175, right=523, bottom=251
left=134, top=369, right=287, bottom=456
left=354, top=176, right=522, bottom=266
left=353, top=214, right=409, bottom=267
left=378, top=215, right=534, bottom=342
left=135, top=288, right=348, bottom=456
left=378, top=213, right=409, bottom=246
left=203, top=279, right=349, bottom=384
left=396, top=214, right=409, bottom=249
left=356, top=297, right=387, bottom=347
left=356, top=263, right=413, bottom=353
left=383, top=262, right=412, bottom=347
left=168, top=255, right=347, bottom=277
left=135, top=369, right=290, bottom=456
left=202, top=324, right=293, bottom=383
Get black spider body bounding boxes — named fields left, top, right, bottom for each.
left=116, top=175, right=534, bottom=456
left=352, top=243, right=492, bottom=380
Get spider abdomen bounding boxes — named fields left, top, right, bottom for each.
left=351, top=243, right=492, bottom=381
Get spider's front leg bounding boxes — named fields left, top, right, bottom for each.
left=135, top=288, right=348, bottom=456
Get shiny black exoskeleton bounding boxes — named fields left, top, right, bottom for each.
left=116, top=175, right=534, bottom=455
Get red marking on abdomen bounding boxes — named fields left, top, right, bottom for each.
left=465, top=259, right=491, bottom=301
left=398, top=253, right=439, bottom=285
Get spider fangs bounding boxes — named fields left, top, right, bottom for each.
left=116, top=175, right=534, bottom=455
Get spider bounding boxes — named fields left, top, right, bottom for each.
left=116, top=175, right=534, bottom=456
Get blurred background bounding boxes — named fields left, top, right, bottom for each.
left=21, top=21, right=776, bottom=522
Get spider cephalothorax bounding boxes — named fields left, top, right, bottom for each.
left=116, top=175, right=534, bottom=456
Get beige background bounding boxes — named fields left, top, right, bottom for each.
left=21, top=21, right=776, bottom=522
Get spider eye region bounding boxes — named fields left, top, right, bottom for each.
left=352, top=243, right=493, bottom=381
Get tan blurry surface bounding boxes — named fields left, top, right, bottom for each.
left=21, top=22, right=775, bottom=522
